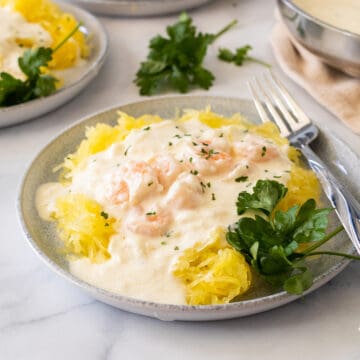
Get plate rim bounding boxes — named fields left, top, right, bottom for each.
left=69, top=0, right=214, bottom=17
left=0, top=1, right=109, bottom=123
left=17, top=95, right=355, bottom=319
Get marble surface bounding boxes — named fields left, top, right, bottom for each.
left=1, top=0, right=359, bottom=358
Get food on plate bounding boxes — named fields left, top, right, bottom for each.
left=0, top=0, right=89, bottom=106
left=36, top=108, right=328, bottom=305
left=293, top=0, right=360, bottom=35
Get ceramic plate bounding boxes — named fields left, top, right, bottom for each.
left=18, top=96, right=357, bottom=321
left=0, top=2, right=108, bottom=128
left=66, top=0, right=213, bottom=17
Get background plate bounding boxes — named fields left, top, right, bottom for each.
left=18, top=96, right=357, bottom=321
left=0, top=2, right=108, bottom=128
left=65, top=0, right=213, bottom=17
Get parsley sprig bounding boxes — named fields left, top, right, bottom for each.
left=0, top=23, right=82, bottom=107
left=135, top=13, right=237, bottom=95
left=226, top=180, right=360, bottom=295
left=218, top=45, right=271, bottom=68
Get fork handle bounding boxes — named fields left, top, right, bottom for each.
left=300, top=144, right=360, bottom=254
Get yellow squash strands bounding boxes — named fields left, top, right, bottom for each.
left=0, top=0, right=88, bottom=69
left=54, top=193, right=115, bottom=263
left=173, top=228, right=251, bottom=305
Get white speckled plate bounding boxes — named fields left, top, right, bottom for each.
left=0, top=2, right=108, bottom=128
left=18, top=96, right=357, bottom=321
left=65, top=0, right=213, bottom=17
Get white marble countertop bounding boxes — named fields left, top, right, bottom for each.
left=1, top=0, right=359, bottom=359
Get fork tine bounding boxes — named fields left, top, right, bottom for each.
left=263, top=73, right=303, bottom=132
left=268, top=71, right=311, bottom=126
left=250, top=78, right=290, bottom=137
left=247, top=80, right=269, bottom=124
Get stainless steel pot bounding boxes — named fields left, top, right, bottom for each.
left=277, top=0, right=360, bottom=77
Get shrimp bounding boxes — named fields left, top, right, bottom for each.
left=111, top=180, right=129, bottom=205
left=108, top=161, right=161, bottom=206
left=150, top=154, right=184, bottom=188
left=188, top=141, right=233, bottom=176
left=233, top=134, right=280, bottom=164
left=125, top=206, right=172, bottom=237
left=165, top=173, right=204, bottom=209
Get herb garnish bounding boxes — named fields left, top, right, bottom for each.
left=218, top=45, right=271, bottom=68
left=134, top=13, right=237, bottom=95
left=0, top=23, right=82, bottom=107
left=235, top=176, right=248, bottom=183
left=100, top=211, right=109, bottom=219
left=261, top=146, right=267, bottom=157
left=226, top=180, right=360, bottom=295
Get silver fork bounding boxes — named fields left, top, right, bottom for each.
left=247, top=71, right=360, bottom=255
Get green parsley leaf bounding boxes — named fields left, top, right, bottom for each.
left=218, top=45, right=271, bottom=68
left=226, top=179, right=360, bottom=296
left=19, top=47, right=53, bottom=79
left=0, top=23, right=81, bottom=107
left=135, top=13, right=237, bottom=95
left=236, top=180, right=287, bottom=215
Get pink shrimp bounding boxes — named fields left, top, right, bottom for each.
left=125, top=206, right=172, bottom=237
left=233, top=134, right=280, bottom=164
left=150, top=154, right=184, bottom=188
left=189, top=142, right=233, bottom=176
left=108, top=161, right=161, bottom=206
left=165, top=173, right=204, bottom=209
left=111, top=180, right=129, bottom=205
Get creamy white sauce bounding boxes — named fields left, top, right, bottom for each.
left=37, top=119, right=293, bottom=304
left=293, top=0, right=360, bottom=34
left=0, top=7, right=52, bottom=79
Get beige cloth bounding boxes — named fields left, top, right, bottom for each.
left=271, top=22, right=360, bottom=134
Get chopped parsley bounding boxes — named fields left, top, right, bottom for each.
left=235, top=176, right=248, bottom=182
left=261, top=146, right=267, bottom=157
left=190, top=169, right=199, bottom=175
left=146, top=211, right=157, bottom=216
left=100, top=211, right=109, bottom=219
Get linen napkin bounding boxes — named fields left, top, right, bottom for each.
left=271, top=22, right=360, bottom=134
